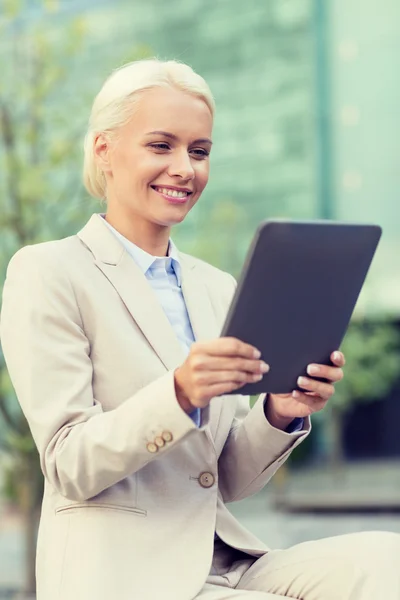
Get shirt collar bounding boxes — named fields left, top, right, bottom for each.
left=100, top=214, right=182, bottom=286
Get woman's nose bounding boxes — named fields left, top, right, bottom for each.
left=167, top=151, right=195, bottom=180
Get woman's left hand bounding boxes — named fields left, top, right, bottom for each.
left=265, top=350, right=346, bottom=430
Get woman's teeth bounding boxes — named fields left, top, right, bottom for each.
left=154, top=187, right=189, bottom=198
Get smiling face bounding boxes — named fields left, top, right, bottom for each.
left=94, top=86, right=213, bottom=253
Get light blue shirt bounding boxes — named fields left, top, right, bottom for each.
left=101, top=215, right=303, bottom=434
left=101, top=215, right=201, bottom=426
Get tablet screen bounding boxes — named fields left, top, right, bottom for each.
left=221, top=220, right=382, bottom=395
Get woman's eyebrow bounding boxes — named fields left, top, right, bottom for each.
left=145, top=130, right=213, bottom=145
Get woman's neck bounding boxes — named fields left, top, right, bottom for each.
left=104, top=212, right=170, bottom=257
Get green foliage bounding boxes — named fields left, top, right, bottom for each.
left=333, top=319, right=400, bottom=412
left=303, top=318, right=400, bottom=468
left=3, top=0, right=22, bottom=19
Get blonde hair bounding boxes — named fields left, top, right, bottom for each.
left=83, top=58, right=215, bottom=199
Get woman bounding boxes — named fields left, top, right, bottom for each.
left=1, top=59, right=399, bottom=600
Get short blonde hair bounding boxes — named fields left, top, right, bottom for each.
left=83, top=58, right=215, bottom=199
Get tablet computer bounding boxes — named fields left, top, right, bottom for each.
left=221, top=219, right=382, bottom=395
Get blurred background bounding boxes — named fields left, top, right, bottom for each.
left=0, top=0, right=400, bottom=597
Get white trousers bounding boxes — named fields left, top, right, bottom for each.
left=196, top=531, right=400, bottom=599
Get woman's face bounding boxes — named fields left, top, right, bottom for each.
left=97, top=86, right=213, bottom=231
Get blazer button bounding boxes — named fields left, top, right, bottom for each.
left=154, top=436, right=165, bottom=448
left=162, top=431, right=173, bottom=443
left=146, top=442, right=158, bottom=453
left=199, top=472, right=215, bottom=488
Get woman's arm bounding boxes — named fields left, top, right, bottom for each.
left=217, top=394, right=310, bottom=503
left=0, top=246, right=199, bottom=502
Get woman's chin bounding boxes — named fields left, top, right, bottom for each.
left=155, top=208, right=190, bottom=227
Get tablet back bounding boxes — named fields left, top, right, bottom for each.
left=221, top=220, right=382, bottom=395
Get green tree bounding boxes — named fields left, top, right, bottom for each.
left=319, top=319, right=400, bottom=471
left=0, top=2, right=151, bottom=594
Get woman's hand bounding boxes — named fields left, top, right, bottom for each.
left=265, top=351, right=346, bottom=430
left=174, top=337, right=269, bottom=413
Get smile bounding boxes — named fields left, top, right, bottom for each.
left=151, top=186, right=192, bottom=199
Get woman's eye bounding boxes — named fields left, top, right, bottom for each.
left=191, top=148, right=209, bottom=158
left=150, top=143, right=170, bottom=150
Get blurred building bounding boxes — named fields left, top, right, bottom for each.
left=330, top=0, right=400, bottom=315
left=78, top=0, right=400, bottom=314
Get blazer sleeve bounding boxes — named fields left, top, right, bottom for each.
left=217, top=273, right=311, bottom=503
left=217, top=394, right=310, bottom=503
left=0, top=246, right=200, bottom=502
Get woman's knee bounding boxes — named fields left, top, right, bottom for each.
left=345, top=531, right=400, bottom=568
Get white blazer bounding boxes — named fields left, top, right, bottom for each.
left=0, top=214, right=309, bottom=600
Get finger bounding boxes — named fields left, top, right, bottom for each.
left=330, top=351, right=346, bottom=366
left=191, top=379, right=247, bottom=406
left=195, top=356, right=270, bottom=375
left=291, top=390, right=328, bottom=413
left=306, top=363, right=344, bottom=383
left=195, top=374, right=262, bottom=404
left=297, top=376, right=335, bottom=400
left=207, top=380, right=248, bottom=397
left=195, top=369, right=264, bottom=387
left=198, top=337, right=261, bottom=359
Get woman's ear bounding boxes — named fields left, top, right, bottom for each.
left=94, top=133, right=112, bottom=175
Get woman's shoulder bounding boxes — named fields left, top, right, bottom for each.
left=6, top=234, right=84, bottom=276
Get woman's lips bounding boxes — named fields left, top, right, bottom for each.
left=151, top=186, right=192, bottom=204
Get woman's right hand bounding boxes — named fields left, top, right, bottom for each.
left=174, top=337, right=270, bottom=413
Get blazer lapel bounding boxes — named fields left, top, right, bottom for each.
left=179, top=256, right=221, bottom=343
left=179, top=255, right=224, bottom=440
left=77, top=214, right=186, bottom=372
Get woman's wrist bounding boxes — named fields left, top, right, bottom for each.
left=174, top=368, right=195, bottom=414
left=264, top=393, right=295, bottom=431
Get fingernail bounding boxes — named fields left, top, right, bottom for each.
left=253, top=349, right=261, bottom=359
left=253, top=374, right=263, bottom=381
left=298, top=376, right=308, bottom=387
left=292, top=390, right=301, bottom=398
left=260, top=361, right=270, bottom=373
left=307, top=365, right=320, bottom=376
left=333, top=351, right=341, bottom=362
